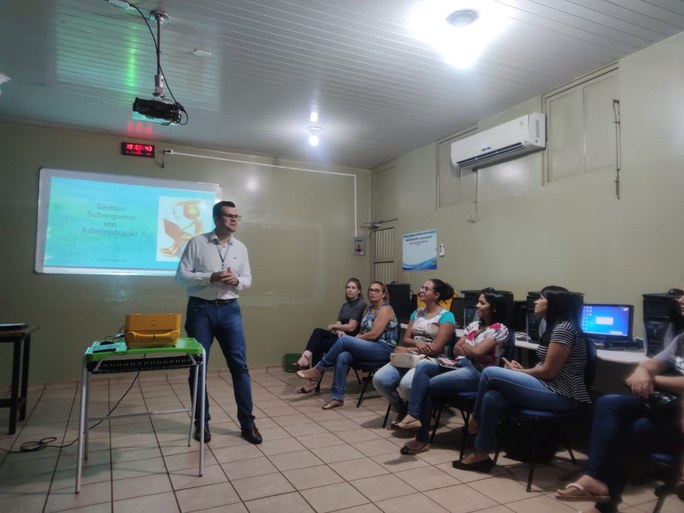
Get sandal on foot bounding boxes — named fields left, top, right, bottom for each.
left=291, top=354, right=311, bottom=370
left=296, top=368, right=322, bottom=380
left=555, top=482, right=612, bottom=503
left=322, top=399, right=343, bottom=410
left=400, top=442, right=430, bottom=455
left=296, top=380, right=319, bottom=394
left=396, top=417, right=421, bottom=430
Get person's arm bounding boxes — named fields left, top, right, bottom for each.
left=462, top=336, right=497, bottom=360
left=653, top=375, right=684, bottom=395
left=175, top=238, right=211, bottom=287
left=625, top=358, right=668, bottom=399
left=233, top=243, right=252, bottom=290
left=420, top=322, right=455, bottom=356
left=357, top=306, right=394, bottom=341
left=328, top=318, right=359, bottom=333
left=504, top=342, right=570, bottom=380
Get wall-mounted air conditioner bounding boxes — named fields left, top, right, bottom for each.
left=451, top=113, right=546, bottom=170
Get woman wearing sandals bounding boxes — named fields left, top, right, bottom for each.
left=396, top=288, right=509, bottom=455
left=296, top=281, right=398, bottom=409
left=372, top=279, right=456, bottom=429
left=455, top=285, right=591, bottom=472
left=556, top=293, right=684, bottom=513
left=292, top=278, right=367, bottom=394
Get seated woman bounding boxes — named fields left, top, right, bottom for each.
left=296, top=281, right=398, bottom=410
left=454, top=285, right=591, bottom=472
left=396, top=288, right=509, bottom=455
left=373, top=279, right=456, bottom=428
left=292, top=277, right=367, bottom=393
left=556, top=293, right=684, bottom=513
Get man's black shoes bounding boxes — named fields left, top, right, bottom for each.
left=241, top=425, right=262, bottom=444
left=193, top=424, right=261, bottom=444
left=194, top=425, right=211, bottom=443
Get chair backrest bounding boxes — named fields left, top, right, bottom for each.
left=444, top=330, right=458, bottom=358
left=505, top=329, right=516, bottom=363
left=583, top=335, right=598, bottom=389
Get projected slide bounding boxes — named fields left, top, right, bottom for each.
left=35, top=168, right=221, bottom=275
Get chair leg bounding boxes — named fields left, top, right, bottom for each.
left=526, top=440, right=537, bottom=492
left=430, top=402, right=444, bottom=443
left=355, top=370, right=376, bottom=407
left=458, top=410, right=472, bottom=461
left=382, top=403, right=391, bottom=428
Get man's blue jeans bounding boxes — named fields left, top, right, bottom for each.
left=585, top=394, right=682, bottom=513
left=316, top=335, right=393, bottom=401
left=471, top=366, right=575, bottom=452
left=407, top=359, right=482, bottom=442
left=185, top=298, right=255, bottom=429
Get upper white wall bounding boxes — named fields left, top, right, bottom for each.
left=388, top=31, right=684, bottom=333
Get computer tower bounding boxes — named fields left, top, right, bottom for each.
left=449, top=296, right=466, bottom=328
left=643, top=292, right=684, bottom=356
left=461, top=289, right=514, bottom=329
left=512, top=300, right=528, bottom=332
left=386, top=283, right=413, bottom=324
left=461, top=290, right=480, bottom=328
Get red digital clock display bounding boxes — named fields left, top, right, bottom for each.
left=121, top=142, right=155, bottom=158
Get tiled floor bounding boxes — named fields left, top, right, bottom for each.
left=0, top=366, right=680, bottom=513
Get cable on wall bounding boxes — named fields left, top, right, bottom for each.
left=466, top=169, right=480, bottom=223
left=612, top=99, right=622, bottom=200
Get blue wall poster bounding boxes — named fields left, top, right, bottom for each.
left=402, top=229, right=437, bottom=271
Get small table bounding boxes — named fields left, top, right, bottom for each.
left=75, top=338, right=205, bottom=493
left=0, top=326, right=38, bottom=435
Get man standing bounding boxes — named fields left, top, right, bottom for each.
left=175, top=200, right=262, bottom=444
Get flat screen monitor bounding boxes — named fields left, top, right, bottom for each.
left=581, top=304, right=634, bottom=342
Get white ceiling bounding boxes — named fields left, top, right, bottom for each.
left=1, top=0, right=684, bottom=169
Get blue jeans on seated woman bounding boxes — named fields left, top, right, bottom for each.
left=471, top=366, right=576, bottom=453
left=316, top=335, right=393, bottom=402
left=587, top=394, right=682, bottom=513
left=372, top=363, right=415, bottom=414
left=407, top=359, right=481, bottom=443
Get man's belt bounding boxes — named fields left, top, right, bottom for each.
left=189, top=297, right=237, bottom=305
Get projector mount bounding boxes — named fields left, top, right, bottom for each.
left=111, top=1, right=188, bottom=125
left=150, top=10, right=169, bottom=99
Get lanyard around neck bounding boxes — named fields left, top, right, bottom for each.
left=216, top=243, right=229, bottom=269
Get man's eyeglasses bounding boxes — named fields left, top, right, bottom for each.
left=221, top=214, right=242, bottom=220
left=368, top=288, right=383, bottom=294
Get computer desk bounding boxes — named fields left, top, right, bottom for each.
left=511, top=333, right=647, bottom=364
left=75, top=338, right=205, bottom=493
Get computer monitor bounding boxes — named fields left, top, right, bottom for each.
left=581, top=304, right=634, bottom=343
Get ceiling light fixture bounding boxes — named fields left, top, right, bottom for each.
left=446, top=8, right=479, bottom=27
left=306, top=125, right=322, bottom=146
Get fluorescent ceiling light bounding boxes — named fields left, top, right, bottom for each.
left=410, top=0, right=509, bottom=68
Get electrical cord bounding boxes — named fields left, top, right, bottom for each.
left=0, top=366, right=143, bottom=454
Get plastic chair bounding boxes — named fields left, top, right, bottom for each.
left=650, top=452, right=679, bottom=513
left=492, top=335, right=598, bottom=492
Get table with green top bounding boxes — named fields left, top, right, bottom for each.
left=75, top=337, right=205, bottom=493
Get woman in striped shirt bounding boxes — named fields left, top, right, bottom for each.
left=454, top=285, right=590, bottom=472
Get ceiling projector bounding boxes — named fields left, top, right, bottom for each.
left=132, top=97, right=182, bottom=125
